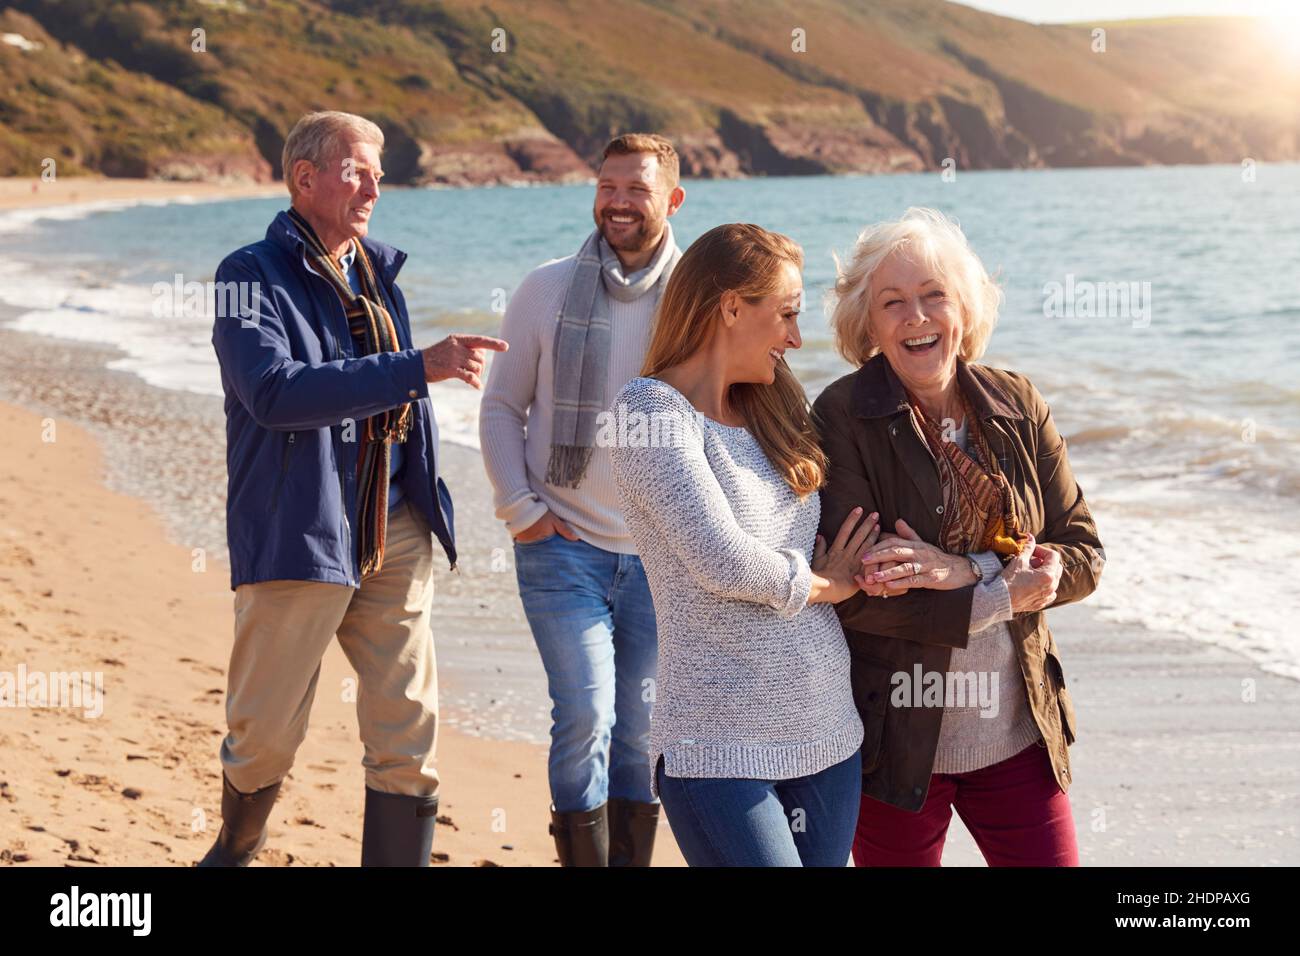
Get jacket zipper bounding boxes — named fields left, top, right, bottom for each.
left=327, top=338, right=358, bottom=588
left=322, top=284, right=357, bottom=585
left=338, top=458, right=355, bottom=587
left=293, top=245, right=362, bottom=586
left=270, top=431, right=296, bottom=514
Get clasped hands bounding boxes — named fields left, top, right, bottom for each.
left=812, top=510, right=1064, bottom=614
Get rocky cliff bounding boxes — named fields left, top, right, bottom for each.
left=2, top=0, right=1296, bottom=185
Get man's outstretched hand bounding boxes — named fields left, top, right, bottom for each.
left=422, top=334, right=508, bottom=389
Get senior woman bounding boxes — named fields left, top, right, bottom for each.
left=813, top=207, right=1104, bottom=867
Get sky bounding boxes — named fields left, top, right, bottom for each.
left=951, top=0, right=1296, bottom=23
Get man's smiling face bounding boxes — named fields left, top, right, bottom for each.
left=592, top=151, right=672, bottom=257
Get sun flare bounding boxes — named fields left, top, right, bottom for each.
left=1260, top=4, right=1300, bottom=61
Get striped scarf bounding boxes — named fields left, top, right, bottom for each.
left=908, top=390, right=1029, bottom=559
left=289, top=207, right=411, bottom=578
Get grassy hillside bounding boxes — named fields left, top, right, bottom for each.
left=0, top=7, right=266, bottom=178
left=2, top=0, right=1296, bottom=184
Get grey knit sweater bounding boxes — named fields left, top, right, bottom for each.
left=609, top=377, right=864, bottom=797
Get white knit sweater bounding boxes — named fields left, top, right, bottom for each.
left=609, top=377, right=864, bottom=796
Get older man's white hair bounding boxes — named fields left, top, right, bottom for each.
left=281, top=111, right=384, bottom=198
left=828, top=207, right=1003, bottom=367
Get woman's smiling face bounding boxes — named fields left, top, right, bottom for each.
left=868, top=249, right=965, bottom=394
left=724, top=259, right=804, bottom=386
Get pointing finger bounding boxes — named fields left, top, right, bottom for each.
left=457, top=335, right=509, bottom=351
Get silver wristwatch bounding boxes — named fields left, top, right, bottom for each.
left=967, top=555, right=984, bottom=584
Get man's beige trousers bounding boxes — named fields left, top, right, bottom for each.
left=220, top=501, right=439, bottom=798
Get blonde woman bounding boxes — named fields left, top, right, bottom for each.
left=608, top=223, right=875, bottom=866
left=815, top=207, right=1104, bottom=866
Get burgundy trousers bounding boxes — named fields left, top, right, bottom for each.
left=852, top=743, right=1079, bottom=867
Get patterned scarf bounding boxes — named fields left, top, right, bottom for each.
left=908, top=390, right=1030, bottom=559
left=288, top=207, right=411, bottom=578
left=546, top=224, right=680, bottom=488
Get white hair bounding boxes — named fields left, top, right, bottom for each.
left=827, top=207, right=1002, bottom=367
left=281, top=111, right=384, bottom=198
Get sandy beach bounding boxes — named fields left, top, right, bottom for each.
left=0, top=177, right=284, bottom=212
left=0, top=180, right=1297, bottom=867
left=0, top=355, right=686, bottom=867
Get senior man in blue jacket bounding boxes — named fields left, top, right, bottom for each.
left=201, top=110, right=506, bottom=867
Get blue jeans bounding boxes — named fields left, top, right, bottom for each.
left=655, top=750, right=863, bottom=866
left=514, top=534, right=658, bottom=812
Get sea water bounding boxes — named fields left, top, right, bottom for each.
left=2, top=163, right=1297, bottom=679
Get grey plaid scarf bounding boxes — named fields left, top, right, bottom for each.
left=546, top=222, right=680, bottom=488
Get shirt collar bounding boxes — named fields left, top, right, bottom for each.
left=270, top=211, right=407, bottom=283
left=850, top=354, right=1024, bottom=422
left=301, top=242, right=355, bottom=281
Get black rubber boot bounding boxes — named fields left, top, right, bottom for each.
left=360, top=787, right=439, bottom=867
left=549, top=803, right=609, bottom=867
left=197, top=774, right=282, bottom=867
left=607, top=797, right=660, bottom=867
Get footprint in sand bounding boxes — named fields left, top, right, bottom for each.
left=256, top=848, right=296, bottom=866
left=62, top=837, right=101, bottom=865
left=69, top=772, right=118, bottom=796
left=177, top=657, right=225, bottom=677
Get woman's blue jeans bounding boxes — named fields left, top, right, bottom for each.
left=514, top=534, right=658, bottom=812
left=655, top=750, right=863, bottom=866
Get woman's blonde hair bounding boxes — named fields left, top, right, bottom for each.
left=828, top=207, right=1002, bottom=367
left=642, top=223, right=827, bottom=498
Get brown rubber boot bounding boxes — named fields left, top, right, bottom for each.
left=549, top=803, right=609, bottom=866
left=607, top=797, right=660, bottom=867
left=197, top=774, right=281, bottom=867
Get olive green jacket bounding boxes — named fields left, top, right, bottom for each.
left=813, top=355, right=1104, bottom=811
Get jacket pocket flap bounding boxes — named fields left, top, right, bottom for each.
left=1045, top=647, right=1078, bottom=745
